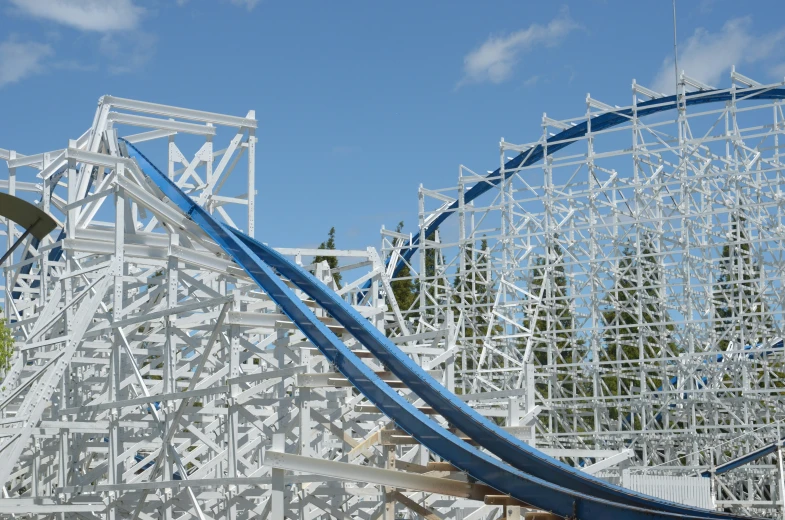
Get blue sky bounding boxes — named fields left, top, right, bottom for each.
left=1, top=0, right=784, bottom=251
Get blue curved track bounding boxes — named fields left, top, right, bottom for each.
left=122, top=134, right=762, bottom=519
left=281, top=88, right=785, bottom=515
left=388, top=87, right=785, bottom=279
left=232, top=231, right=743, bottom=519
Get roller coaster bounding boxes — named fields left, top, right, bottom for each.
left=1, top=70, right=785, bottom=518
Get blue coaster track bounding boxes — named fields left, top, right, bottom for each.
left=120, top=133, right=765, bottom=519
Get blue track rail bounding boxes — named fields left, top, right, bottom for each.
left=701, top=437, right=785, bottom=477
left=219, top=92, right=785, bottom=519
left=386, top=87, right=785, bottom=281
left=233, top=230, right=745, bottom=519
left=122, top=139, right=762, bottom=519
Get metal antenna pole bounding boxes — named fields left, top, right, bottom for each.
left=672, top=0, right=679, bottom=94
left=778, top=425, right=785, bottom=520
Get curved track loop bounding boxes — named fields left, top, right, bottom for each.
left=122, top=139, right=759, bottom=519
left=235, top=88, right=785, bottom=518
left=233, top=231, right=747, bottom=519
left=390, top=88, right=785, bottom=277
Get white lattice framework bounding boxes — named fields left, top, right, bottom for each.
left=384, top=71, right=785, bottom=516
left=5, top=72, right=785, bottom=520
left=0, top=97, right=527, bottom=519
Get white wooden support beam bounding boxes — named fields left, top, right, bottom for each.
left=265, top=446, right=480, bottom=498
left=270, top=434, right=286, bottom=520
left=632, top=80, right=664, bottom=99
left=581, top=449, right=633, bottom=475
left=682, top=73, right=714, bottom=92
left=102, top=96, right=257, bottom=128
left=519, top=405, right=542, bottom=427
left=731, top=66, right=762, bottom=88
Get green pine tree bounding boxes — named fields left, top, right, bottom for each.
left=453, top=238, right=496, bottom=372
left=418, top=231, right=443, bottom=320
left=525, top=244, right=573, bottom=365
left=601, top=236, right=673, bottom=425
left=521, top=241, right=583, bottom=407
left=388, top=222, right=418, bottom=314
left=0, top=308, right=15, bottom=374
left=713, top=216, right=781, bottom=391
left=313, top=227, right=342, bottom=288
left=713, top=215, right=770, bottom=351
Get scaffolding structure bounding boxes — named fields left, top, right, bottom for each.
left=0, top=98, right=496, bottom=519
left=385, top=71, right=785, bottom=516
left=2, top=71, right=785, bottom=519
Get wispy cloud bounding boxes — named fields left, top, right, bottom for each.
left=771, top=62, right=785, bottom=80
left=52, top=60, right=98, bottom=72
left=177, top=0, right=261, bottom=10
left=6, top=1, right=153, bottom=77
left=229, top=0, right=261, bottom=10
left=99, top=33, right=157, bottom=75
left=0, top=39, right=53, bottom=88
left=565, top=64, right=576, bottom=84
left=8, top=0, right=145, bottom=32
left=697, top=0, right=717, bottom=15
left=458, top=8, right=579, bottom=87
left=652, top=17, right=785, bottom=94
left=523, top=75, right=541, bottom=87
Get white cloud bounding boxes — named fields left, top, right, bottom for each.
left=771, top=62, right=785, bottom=80
left=0, top=39, right=53, bottom=88
left=179, top=0, right=260, bottom=9
left=652, top=17, right=785, bottom=94
left=698, top=0, right=717, bottom=14
left=8, top=0, right=145, bottom=32
left=52, top=60, right=98, bottom=72
left=459, top=8, right=579, bottom=86
left=229, top=0, right=261, bottom=10
left=523, top=75, right=541, bottom=87
left=565, top=64, right=576, bottom=84
left=99, top=33, right=157, bottom=74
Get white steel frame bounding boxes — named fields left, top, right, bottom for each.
left=6, top=71, right=783, bottom=519
left=385, top=71, right=785, bottom=517
left=0, top=98, right=521, bottom=519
